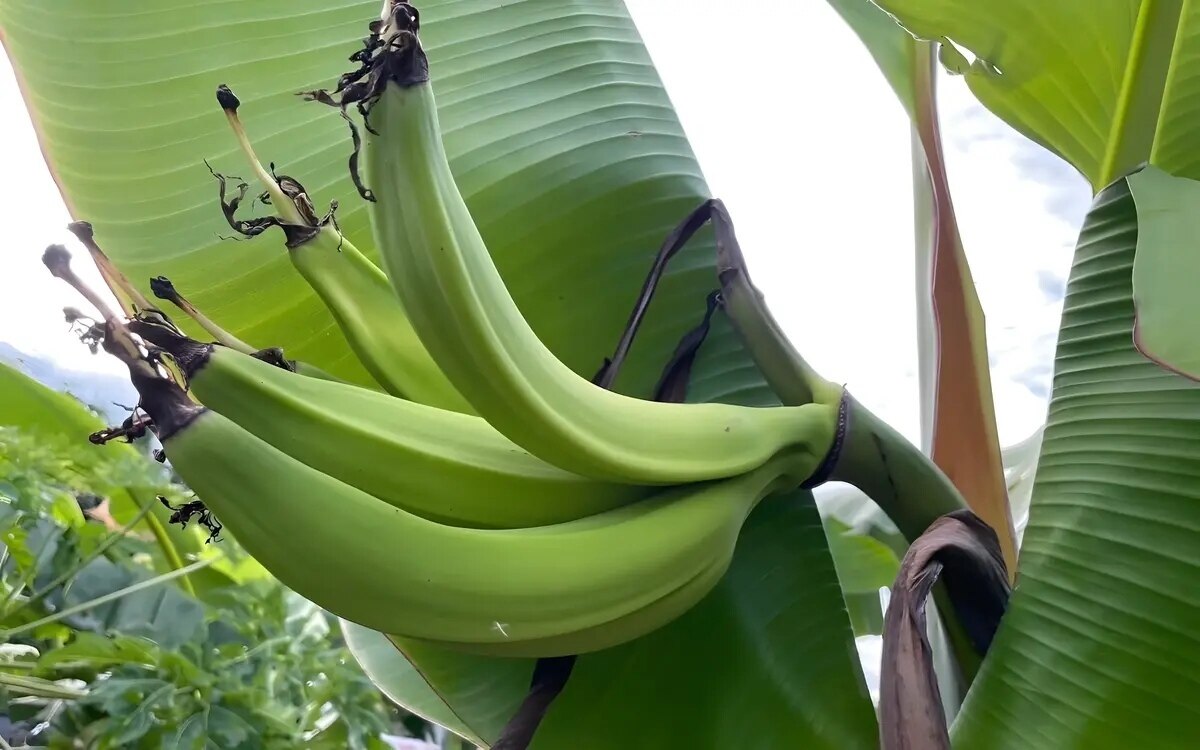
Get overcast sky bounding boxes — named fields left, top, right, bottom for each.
left=0, top=0, right=1090, bottom=449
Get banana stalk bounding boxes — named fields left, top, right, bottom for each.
left=211, top=85, right=471, bottom=413
left=708, top=196, right=989, bottom=683
left=147, top=275, right=344, bottom=383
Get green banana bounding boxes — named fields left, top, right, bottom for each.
left=213, top=85, right=471, bottom=413
left=129, top=322, right=653, bottom=529
left=420, top=551, right=733, bottom=658
left=293, top=228, right=471, bottom=410
left=344, top=8, right=835, bottom=484
left=140, top=374, right=813, bottom=656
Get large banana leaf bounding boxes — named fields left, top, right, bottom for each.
left=869, top=0, right=1141, bottom=191
left=0, top=1, right=876, bottom=745
left=340, top=620, right=528, bottom=747
left=949, top=173, right=1200, bottom=748
left=872, top=0, right=1200, bottom=377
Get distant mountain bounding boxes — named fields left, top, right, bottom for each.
left=0, top=342, right=137, bottom=424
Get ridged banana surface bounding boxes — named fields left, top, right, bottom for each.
left=185, top=343, right=655, bottom=529
left=163, top=404, right=810, bottom=656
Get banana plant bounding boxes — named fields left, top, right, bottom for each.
left=0, top=3, right=901, bottom=746
left=861, top=2, right=1200, bottom=747
left=3, top=1, right=1198, bottom=750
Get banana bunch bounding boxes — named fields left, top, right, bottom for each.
left=67, top=0, right=847, bottom=658
left=124, top=372, right=813, bottom=657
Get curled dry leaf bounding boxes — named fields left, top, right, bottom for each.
left=880, top=509, right=1010, bottom=750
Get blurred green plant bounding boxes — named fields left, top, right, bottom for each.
left=0, top=421, right=417, bottom=749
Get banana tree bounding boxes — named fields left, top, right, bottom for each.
left=3, top=1, right=1199, bottom=749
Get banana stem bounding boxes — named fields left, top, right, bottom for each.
left=149, top=276, right=256, bottom=354
left=216, top=85, right=306, bottom=227
left=65, top=221, right=157, bottom=314
left=42, top=246, right=163, bottom=407
left=706, top=199, right=967, bottom=530
left=42, top=246, right=158, bottom=381
left=829, top=398, right=965, bottom=540
left=707, top=199, right=985, bottom=681
left=711, top=199, right=842, bottom=407
left=830, top=397, right=980, bottom=678
left=41, top=246, right=205, bottom=597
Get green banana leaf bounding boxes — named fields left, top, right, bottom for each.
left=340, top=620, right=528, bottom=747
left=0, top=1, right=877, bottom=746
left=871, top=0, right=1200, bottom=378
left=830, top=3, right=1200, bottom=743
left=0, top=363, right=115, bottom=463
left=950, top=172, right=1200, bottom=748
left=1127, top=166, right=1200, bottom=379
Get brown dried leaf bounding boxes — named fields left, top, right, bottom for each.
left=880, top=510, right=1010, bottom=749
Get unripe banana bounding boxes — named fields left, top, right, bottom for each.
left=130, top=322, right=653, bottom=529
left=349, top=8, right=836, bottom=484
left=143, top=378, right=812, bottom=656
left=291, top=225, right=473, bottom=412
left=414, top=552, right=733, bottom=658
left=213, top=85, right=471, bottom=413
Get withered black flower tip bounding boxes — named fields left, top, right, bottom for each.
left=159, top=496, right=223, bottom=543
left=216, top=84, right=240, bottom=112
left=42, top=244, right=72, bottom=277
left=66, top=220, right=94, bottom=242
left=126, top=318, right=213, bottom=380
left=251, top=347, right=298, bottom=373
left=149, top=275, right=178, bottom=302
